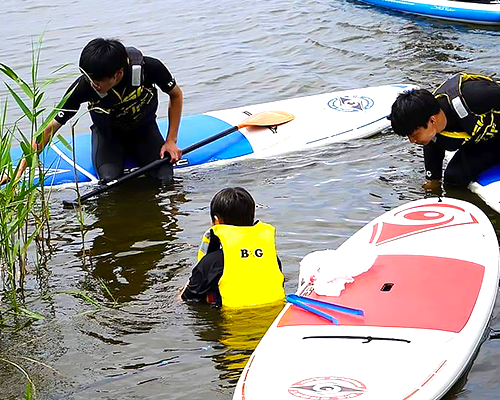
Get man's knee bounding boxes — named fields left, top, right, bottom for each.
left=151, top=163, right=174, bottom=184
left=98, top=163, right=123, bottom=184
left=443, top=167, right=471, bottom=187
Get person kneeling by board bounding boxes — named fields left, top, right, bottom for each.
left=181, top=187, right=285, bottom=308
left=1, top=38, right=183, bottom=186
left=389, top=72, right=500, bottom=189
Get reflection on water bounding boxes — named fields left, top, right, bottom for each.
left=81, top=179, right=189, bottom=303
left=188, top=302, right=285, bottom=384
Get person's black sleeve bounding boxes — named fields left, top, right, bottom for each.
left=181, top=250, right=224, bottom=301
left=462, top=80, right=500, bottom=114
left=54, top=76, right=95, bottom=125
left=143, top=56, right=176, bottom=94
left=423, top=140, right=445, bottom=181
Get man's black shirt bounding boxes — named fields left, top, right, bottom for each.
left=54, top=56, right=176, bottom=126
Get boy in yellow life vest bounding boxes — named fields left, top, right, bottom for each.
left=181, top=187, right=285, bottom=308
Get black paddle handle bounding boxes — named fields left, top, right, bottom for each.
left=64, top=124, right=239, bottom=207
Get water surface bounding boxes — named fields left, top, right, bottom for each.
left=1, top=1, right=500, bottom=399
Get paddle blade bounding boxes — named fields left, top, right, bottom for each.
left=238, top=110, right=295, bottom=128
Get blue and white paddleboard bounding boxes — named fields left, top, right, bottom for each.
left=357, top=0, right=500, bottom=25
left=441, top=150, right=500, bottom=214
left=9, top=84, right=416, bottom=188
left=470, top=166, right=500, bottom=213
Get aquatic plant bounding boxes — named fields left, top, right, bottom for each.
left=0, top=34, right=72, bottom=315
left=0, top=357, right=36, bottom=398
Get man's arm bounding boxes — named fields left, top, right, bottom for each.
left=1, top=77, right=88, bottom=185
left=1, top=119, right=62, bottom=184
left=423, top=140, right=445, bottom=189
left=160, top=84, right=183, bottom=163
left=143, top=56, right=183, bottom=163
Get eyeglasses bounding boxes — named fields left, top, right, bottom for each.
left=80, top=68, right=100, bottom=88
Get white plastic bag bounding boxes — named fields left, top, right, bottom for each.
left=299, top=248, right=376, bottom=296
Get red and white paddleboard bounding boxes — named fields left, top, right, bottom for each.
left=233, top=197, right=499, bottom=400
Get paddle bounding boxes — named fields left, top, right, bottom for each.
left=62, top=110, right=295, bottom=208
left=286, top=294, right=365, bottom=325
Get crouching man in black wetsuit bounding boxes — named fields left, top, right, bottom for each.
left=1, top=37, right=182, bottom=185
left=389, top=73, right=500, bottom=190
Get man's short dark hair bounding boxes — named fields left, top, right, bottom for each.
left=210, top=187, right=255, bottom=226
left=79, top=38, right=128, bottom=81
left=389, top=89, right=441, bottom=137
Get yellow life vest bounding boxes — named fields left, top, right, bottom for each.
left=197, top=227, right=212, bottom=262
left=433, top=73, right=500, bottom=142
left=197, top=222, right=285, bottom=308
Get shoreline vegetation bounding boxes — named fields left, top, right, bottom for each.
left=0, top=35, right=115, bottom=399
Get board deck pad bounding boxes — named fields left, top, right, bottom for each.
left=279, top=254, right=484, bottom=332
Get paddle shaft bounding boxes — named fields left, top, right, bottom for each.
left=68, top=124, right=240, bottom=205
left=288, top=294, right=364, bottom=316
left=286, top=295, right=338, bottom=325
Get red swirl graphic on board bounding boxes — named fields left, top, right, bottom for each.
left=289, top=376, right=367, bottom=400
left=369, top=202, right=478, bottom=245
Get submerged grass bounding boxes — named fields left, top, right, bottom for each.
left=0, top=357, right=36, bottom=399
left=0, top=34, right=128, bottom=399
left=0, top=35, right=76, bottom=399
left=0, top=34, right=69, bottom=315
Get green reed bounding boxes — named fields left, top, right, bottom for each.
left=0, top=34, right=71, bottom=314
left=0, top=36, right=119, bottom=398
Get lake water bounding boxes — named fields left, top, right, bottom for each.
left=1, top=0, right=500, bottom=399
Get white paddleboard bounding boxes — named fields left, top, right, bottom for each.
left=233, top=197, right=499, bottom=400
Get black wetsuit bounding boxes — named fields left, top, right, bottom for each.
left=425, top=79, right=500, bottom=186
left=54, top=55, right=177, bottom=183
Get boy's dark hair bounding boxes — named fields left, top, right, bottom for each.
left=389, top=89, right=441, bottom=137
left=210, top=187, right=255, bottom=226
left=79, top=38, right=128, bottom=81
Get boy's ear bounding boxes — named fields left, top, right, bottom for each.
left=212, top=215, right=224, bottom=225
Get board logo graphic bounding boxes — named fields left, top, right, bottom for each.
left=369, top=202, right=478, bottom=245
left=328, top=96, right=374, bottom=112
left=289, top=376, right=367, bottom=400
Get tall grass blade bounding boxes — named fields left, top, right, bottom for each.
left=0, top=63, right=34, bottom=99
left=56, top=133, right=72, bottom=152
left=4, top=83, right=34, bottom=122
left=34, top=88, right=74, bottom=138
